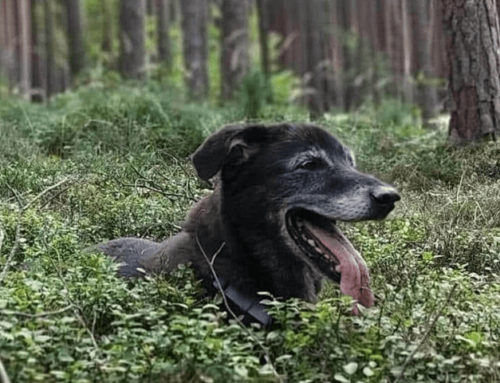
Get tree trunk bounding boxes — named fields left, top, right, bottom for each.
left=412, top=0, right=439, bottom=123
left=101, top=0, right=114, bottom=54
left=381, top=0, right=393, bottom=65
left=157, top=0, right=171, bottom=67
left=66, top=0, right=85, bottom=80
left=0, top=1, right=7, bottom=81
left=326, top=0, right=344, bottom=109
left=339, top=0, right=359, bottom=110
left=180, top=0, right=209, bottom=99
left=44, top=0, right=55, bottom=99
left=220, top=0, right=249, bottom=100
left=256, top=0, right=270, bottom=78
left=147, top=0, right=154, bottom=15
left=443, top=0, right=500, bottom=142
left=296, top=0, right=330, bottom=114
left=400, top=0, right=413, bottom=103
left=2, top=0, right=16, bottom=91
left=119, top=0, right=145, bottom=79
left=18, top=0, right=31, bottom=99
left=31, top=0, right=43, bottom=102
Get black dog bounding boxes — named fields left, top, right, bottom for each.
left=98, top=124, right=400, bottom=324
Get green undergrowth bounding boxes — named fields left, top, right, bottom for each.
left=0, top=86, right=499, bottom=382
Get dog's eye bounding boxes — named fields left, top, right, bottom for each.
left=298, top=159, right=323, bottom=171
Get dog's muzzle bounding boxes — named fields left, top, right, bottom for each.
left=369, top=185, right=400, bottom=219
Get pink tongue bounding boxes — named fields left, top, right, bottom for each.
left=304, top=222, right=375, bottom=313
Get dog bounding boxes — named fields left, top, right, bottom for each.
left=97, top=123, right=400, bottom=325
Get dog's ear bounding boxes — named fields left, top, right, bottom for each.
left=191, top=124, right=273, bottom=182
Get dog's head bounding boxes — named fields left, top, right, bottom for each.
left=191, top=124, right=400, bottom=312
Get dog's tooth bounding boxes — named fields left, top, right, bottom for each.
left=307, top=239, right=316, bottom=247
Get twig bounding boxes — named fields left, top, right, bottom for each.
left=0, top=357, right=11, bottom=383
left=113, top=178, right=186, bottom=199
left=160, top=151, right=196, bottom=200
left=127, top=159, right=197, bottom=201
left=20, top=177, right=72, bottom=211
left=0, top=190, right=22, bottom=286
left=101, top=170, right=189, bottom=200
left=394, top=283, right=458, bottom=383
left=46, top=242, right=100, bottom=352
left=195, top=213, right=283, bottom=383
left=37, top=183, right=76, bottom=211
left=0, top=305, right=73, bottom=319
left=0, top=179, right=71, bottom=285
left=0, top=223, right=4, bottom=255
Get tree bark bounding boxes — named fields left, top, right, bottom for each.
left=119, top=0, right=145, bottom=80
left=326, top=0, right=345, bottom=109
left=339, top=0, right=359, bottom=110
left=147, top=0, right=154, bottom=15
left=66, top=0, right=85, bottom=80
left=31, top=0, right=43, bottom=102
left=220, top=0, right=249, bottom=100
left=18, top=0, right=31, bottom=99
left=256, top=0, right=270, bottom=78
left=101, top=0, right=114, bottom=54
left=157, top=0, right=171, bottom=66
left=44, top=0, right=55, bottom=99
left=180, top=0, right=209, bottom=99
left=400, top=0, right=413, bottom=103
left=0, top=0, right=7, bottom=80
left=443, top=0, right=500, bottom=142
left=2, top=0, right=16, bottom=91
left=412, top=0, right=439, bottom=123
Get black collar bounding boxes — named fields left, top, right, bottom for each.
left=214, top=277, right=272, bottom=328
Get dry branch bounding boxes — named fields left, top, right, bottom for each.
left=394, top=283, right=458, bottom=383
left=0, top=178, right=72, bottom=285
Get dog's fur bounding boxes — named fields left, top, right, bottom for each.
left=98, top=124, right=400, bottom=313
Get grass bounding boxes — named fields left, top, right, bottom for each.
left=0, top=84, right=499, bottom=383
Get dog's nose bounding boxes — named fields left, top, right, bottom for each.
left=370, top=186, right=400, bottom=205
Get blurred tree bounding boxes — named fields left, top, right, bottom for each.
left=0, top=0, right=17, bottom=91
left=301, top=0, right=330, bottom=113
left=180, top=0, right=209, bottom=98
left=31, top=0, right=44, bottom=102
left=399, top=0, right=413, bottom=103
left=339, top=0, right=359, bottom=110
left=147, top=0, right=154, bottom=15
left=0, top=2, right=4, bottom=78
left=66, top=0, right=85, bottom=80
left=328, top=0, right=344, bottom=109
left=221, top=0, right=249, bottom=100
left=101, top=0, right=114, bottom=55
left=377, top=0, right=393, bottom=67
left=256, top=0, right=270, bottom=78
left=412, top=0, right=438, bottom=125
left=443, top=0, right=500, bottom=142
left=119, top=0, right=145, bottom=79
left=44, top=0, right=55, bottom=98
left=18, top=0, right=31, bottom=99
left=157, top=0, right=171, bottom=67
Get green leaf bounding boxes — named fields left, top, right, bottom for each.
left=343, top=362, right=358, bottom=375
left=334, top=373, right=350, bottom=383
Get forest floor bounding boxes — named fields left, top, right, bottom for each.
left=0, top=84, right=499, bottom=383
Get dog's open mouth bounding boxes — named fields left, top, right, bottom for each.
left=287, top=209, right=375, bottom=312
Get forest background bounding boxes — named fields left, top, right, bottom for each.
left=0, top=1, right=500, bottom=382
